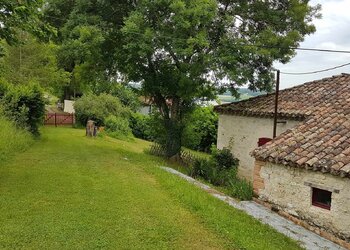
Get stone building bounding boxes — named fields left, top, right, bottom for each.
left=214, top=74, right=350, bottom=244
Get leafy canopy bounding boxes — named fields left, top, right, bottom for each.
left=118, top=0, right=320, bottom=156
left=0, top=0, right=54, bottom=47
left=42, top=0, right=136, bottom=98
left=0, top=33, right=70, bottom=95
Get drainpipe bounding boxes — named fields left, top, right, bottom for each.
left=273, top=70, right=280, bottom=138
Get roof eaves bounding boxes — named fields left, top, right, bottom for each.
left=215, top=108, right=306, bottom=121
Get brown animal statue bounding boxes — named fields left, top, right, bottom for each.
left=86, top=120, right=95, bottom=137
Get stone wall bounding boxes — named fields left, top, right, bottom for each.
left=254, top=161, right=350, bottom=241
left=217, top=114, right=300, bottom=180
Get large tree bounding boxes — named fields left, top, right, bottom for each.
left=43, top=0, right=136, bottom=99
left=119, top=0, right=320, bottom=156
left=0, top=0, right=53, bottom=47
left=0, top=33, right=70, bottom=94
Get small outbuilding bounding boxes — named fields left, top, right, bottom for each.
left=214, top=74, right=350, bottom=244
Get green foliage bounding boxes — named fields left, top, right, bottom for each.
left=190, top=148, right=252, bottom=200
left=228, top=179, right=253, bottom=201
left=56, top=25, right=105, bottom=98
left=129, top=112, right=152, bottom=140
left=144, top=112, right=168, bottom=144
left=1, top=83, right=45, bottom=136
left=74, top=93, right=130, bottom=127
left=0, top=115, right=33, bottom=162
left=192, top=158, right=213, bottom=181
left=212, top=148, right=239, bottom=171
left=0, top=34, right=70, bottom=94
left=0, top=79, right=9, bottom=98
left=43, top=0, right=134, bottom=99
left=109, top=84, right=141, bottom=112
left=0, top=0, right=54, bottom=46
left=105, top=115, right=131, bottom=137
left=191, top=148, right=238, bottom=182
left=182, top=106, right=218, bottom=152
left=118, top=0, right=320, bottom=156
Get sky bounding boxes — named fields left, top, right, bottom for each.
left=273, top=0, right=350, bottom=89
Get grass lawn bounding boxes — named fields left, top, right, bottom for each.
left=0, top=127, right=302, bottom=249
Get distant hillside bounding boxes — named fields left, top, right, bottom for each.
left=218, top=88, right=264, bottom=104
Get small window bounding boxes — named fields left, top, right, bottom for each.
left=312, top=187, right=332, bottom=210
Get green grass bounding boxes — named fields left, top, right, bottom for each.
left=0, top=115, right=33, bottom=162
left=0, top=127, right=302, bottom=249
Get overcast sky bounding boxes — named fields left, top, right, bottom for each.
left=273, top=0, right=350, bottom=89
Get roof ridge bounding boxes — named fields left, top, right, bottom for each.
left=278, top=72, right=350, bottom=93
left=215, top=73, right=350, bottom=109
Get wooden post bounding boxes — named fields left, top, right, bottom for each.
left=55, top=113, right=57, bottom=127
left=273, top=70, right=280, bottom=138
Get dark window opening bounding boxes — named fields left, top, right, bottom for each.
left=312, top=187, right=332, bottom=210
left=258, top=137, right=272, bottom=147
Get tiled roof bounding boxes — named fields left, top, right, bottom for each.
left=215, top=73, right=350, bottom=178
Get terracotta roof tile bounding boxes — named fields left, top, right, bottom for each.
left=215, top=73, right=350, bottom=178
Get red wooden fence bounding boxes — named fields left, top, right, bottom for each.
left=44, top=113, right=74, bottom=126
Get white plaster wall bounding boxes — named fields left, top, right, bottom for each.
left=138, top=105, right=152, bottom=115
left=259, top=163, right=350, bottom=240
left=217, top=115, right=300, bottom=180
left=64, top=100, right=75, bottom=114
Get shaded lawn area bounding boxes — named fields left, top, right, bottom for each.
left=0, top=127, right=302, bottom=249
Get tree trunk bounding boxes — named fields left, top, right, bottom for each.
left=164, top=118, right=182, bottom=158
left=155, top=95, right=184, bottom=158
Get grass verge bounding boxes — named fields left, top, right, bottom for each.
left=0, top=115, right=33, bottom=162
left=0, top=127, right=302, bottom=249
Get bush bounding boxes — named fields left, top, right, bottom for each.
left=1, top=83, right=45, bottom=136
left=129, top=112, right=152, bottom=140
left=0, top=115, right=33, bottom=162
left=212, top=148, right=239, bottom=171
left=228, top=178, right=253, bottom=200
left=182, top=106, right=218, bottom=152
left=191, top=148, right=239, bottom=183
left=189, top=148, right=252, bottom=200
left=192, top=158, right=213, bottom=180
left=74, top=93, right=130, bottom=127
left=144, top=111, right=167, bottom=144
left=105, top=115, right=131, bottom=136
left=0, top=79, right=9, bottom=98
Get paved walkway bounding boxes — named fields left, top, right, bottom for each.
left=161, top=167, right=345, bottom=250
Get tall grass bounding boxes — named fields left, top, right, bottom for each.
left=0, top=115, right=33, bottom=162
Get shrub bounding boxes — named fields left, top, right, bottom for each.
left=212, top=148, right=239, bottom=171
left=0, top=115, right=33, bottom=162
left=192, top=158, right=213, bottom=180
left=188, top=148, right=253, bottom=200
left=105, top=115, right=131, bottom=136
left=0, top=79, right=9, bottom=98
left=1, top=83, right=45, bottom=136
left=228, top=178, right=253, bottom=200
left=210, top=168, right=238, bottom=186
left=191, top=157, right=238, bottom=186
left=129, top=112, right=152, bottom=140
left=191, top=148, right=238, bottom=180
left=74, top=93, right=130, bottom=126
left=182, top=106, right=218, bottom=152
left=146, top=111, right=167, bottom=144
